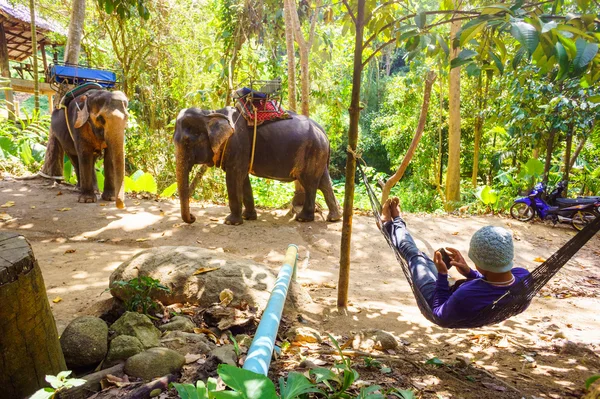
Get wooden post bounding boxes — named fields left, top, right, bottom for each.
left=29, top=0, right=40, bottom=113
left=0, top=23, right=16, bottom=121
left=0, top=232, right=66, bottom=398
left=337, top=0, right=365, bottom=309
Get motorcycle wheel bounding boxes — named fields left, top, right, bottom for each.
left=510, top=203, right=535, bottom=222
left=571, top=211, right=598, bottom=231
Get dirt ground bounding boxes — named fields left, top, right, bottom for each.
left=1, top=176, right=599, bottom=399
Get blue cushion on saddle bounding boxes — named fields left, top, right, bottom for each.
left=50, top=65, right=117, bottom=88
left=238, top=87, right=267, bottom=99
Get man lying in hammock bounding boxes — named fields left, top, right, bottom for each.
left=381, top=197, right=531, bottom=327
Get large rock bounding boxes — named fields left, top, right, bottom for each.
left=125, top=347, right=185, bottom=381
left=60, top=316, right=108, bottom=369
left=106, top=335, right=144, bottom=364
left=209, top=345, right=237, bottom=366
left=110, top=312, right=161, bottom=349
left=160, top=331, right=215, bottom=356
left=109, top=247, right=311, bottom=313
left=159, top=316, right=195, bottom=333
left=286, top=326, right=322, bottom=343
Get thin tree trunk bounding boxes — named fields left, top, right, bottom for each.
left=381, top=71, right=436, bottom=204
left=0, top=24, right=15, bottom=121
left=569, top=135, right=587, bottom=170
left=542, top=129, right=556, bottom=185
left=283, top=0, right=297, bottom=111
left=438, top=63, right=443, bottom=187
left=338, top=0, right=364, bottom=309
left=563, top=127, right=573, bottom=195
left=40, top=0, right=85, bottom=179
left=29, top=0, right=39, bottom=113
left=471, top=72, right=489, bottom=187
left=445, top=5, right=461, bottom=210
left=286, top=0, right=320, bottom=116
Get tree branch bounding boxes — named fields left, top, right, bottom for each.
left=362, top=38, right=397, bottom=68
left=342, top=0, right=356, bottom=24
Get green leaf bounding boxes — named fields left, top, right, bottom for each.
left=586, top=375, right=600, bottom=390
left=45, top=375, right=62, bottom=389
left=541, top=20, right=558, bottom=33
left=105, top=0, right=114, bottom=14
left=450, top=49, right=478, bottom=69
left=135, top=173, right=157, bottom=194
left=124, top=176, right=137, bottom=193
left=458, top=19, right=486, bottom=47
left=310, top=367, right=340, bottom=385
left=588, top=95, right=600, bottom=103
left=512, top=46, right=526, bottom=69
left=477, top=186, right=498, bottom=205
left=436, top=34, right=449, bottom=56
left=19, top=141, right=34, bottom=165
left=217, top=364, right=277, bottom=399
left=160, top=182, right=178, bottom=197
left=279, top=372, right=322, bottom=399
left=510, top=21, right=539, bottom=55
left=414, top=12, right=426, bottom=29
left=391, top=389, right=415, bottom=399
left=488, top=51, right=504, bottom=75
left=425, top=357, right=445, bottom=366
left=555, top=41, right=570, bottom=80
left=573, top=38, right=598, bottom=74
left=30, top=388, right=55, bottom=399
left=96, top=170, right=105, bottom=192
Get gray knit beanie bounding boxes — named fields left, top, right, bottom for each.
left=468, top=226, right=514, bottom=273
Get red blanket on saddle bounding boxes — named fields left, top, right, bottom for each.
left=235, top=90, right=291, bottom=126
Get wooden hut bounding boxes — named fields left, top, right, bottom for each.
left=0, top=0, right=66, bottom=115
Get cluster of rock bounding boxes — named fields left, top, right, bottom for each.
left=60, top=312, right=234, bottom=381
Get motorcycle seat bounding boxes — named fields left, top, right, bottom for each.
left=556, top=197, right=600, bottom=206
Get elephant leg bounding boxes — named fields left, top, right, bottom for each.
left=102, top=148, right=116, bottom=201
left=92, top=157, right=100, bottom=194
left=242, top=176, right=257, bottom=220
left=319, top=169, right=342, bottom=222
left=296, top=176, right=318, bottom=222
left=77, top=153, right=97, bottom=203
left=224, top=172, right=244, bottom=226
left=67, top=154, right=80, bottom=187
left=291, top=181, right=305, bottom=211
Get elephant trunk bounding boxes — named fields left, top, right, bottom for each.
left=106, top=129, right=126, bottom=209
left=176, top=151, right=195, bottom=224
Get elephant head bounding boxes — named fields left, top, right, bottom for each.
left=174, top=107, right=235, bottom=223
left=73, top=90, right=129, bottom=208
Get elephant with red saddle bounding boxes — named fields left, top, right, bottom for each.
left=174, top=106, right=341, bottom=225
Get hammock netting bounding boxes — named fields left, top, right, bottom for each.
left=358, top=163, right=600, bottom=328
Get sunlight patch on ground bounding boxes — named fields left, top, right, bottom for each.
left=70, top=211, right=162, bottom=239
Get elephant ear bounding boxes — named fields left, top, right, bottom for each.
left=206, top=114, right=234, bottom=156
left=73, top=96, right=89, bottom=129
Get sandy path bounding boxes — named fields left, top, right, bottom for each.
left=1, top=177, right=599, bottom=397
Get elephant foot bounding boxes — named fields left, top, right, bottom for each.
left=327, top=211, right=342, bottom=222
left=224, top=214, right=243, bottom=226
left=242, top=209, right=257, bottom=220
left=295, top=210, right=315, bottom=222
left=183, top=214, right=196, bottom=224
left=101, top=192, right=116, bottom=201
left=78, top=192, right=97, bottom=203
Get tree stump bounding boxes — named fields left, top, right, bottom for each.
left=0, top=232, right=66, bottom=398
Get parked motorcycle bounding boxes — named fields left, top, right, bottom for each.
left=510, top=182, right=600, bottom=231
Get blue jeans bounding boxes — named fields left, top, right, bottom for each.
left=384, top=217, right=438, bottom=305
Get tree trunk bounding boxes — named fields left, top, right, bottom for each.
left=337, top=0, right=364, bottom=309
left=381, top=71, right=436, bottom=204
left=0, top=233, right=66, bottom=398
left=445, top=6, right=462, bottom=210
left=438, top=64, right=443, bottom=187
left=29, top=0, right=40, bottom=112
left=563, top=127, right=573, bottom=195
left=286, top=0, right=320, bottom=117
left=542, top=129, right=556, bottom=185
left=40, top=0, right=85, bottom=179
left=471, top=72, right=489, bottom=187
left=283, top=0, right=297, bottom=112
left=64, top=0, right=86, bottom=65
left=569, top=135, right=587, bottom=170
left=0, top=23, right=15, bottom=121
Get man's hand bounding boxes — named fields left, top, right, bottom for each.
left=433, top=251, right=448, bottom=274
left=446, top=247, right=471, bottom=277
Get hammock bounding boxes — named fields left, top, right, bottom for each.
left=358, top=163, right=600, bottom=328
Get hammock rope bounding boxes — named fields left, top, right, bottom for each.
left=357, top=163, right=600, bottom=328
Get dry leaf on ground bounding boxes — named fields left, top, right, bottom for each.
left=57, top=208, right=71, bottom=212
left=52, top=297, right=62, bottom=303
left=136, top=238, right=148, bottom=242
left=193, top=267, right=220, bottom=275
left=1, top=201, right=15, bottom=208
left=533, top=257, right=546, bottom=262
left=64, top=249, right=76, bottom=254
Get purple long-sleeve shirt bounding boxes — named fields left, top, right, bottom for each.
left=432, top=268, right=531, bottom=327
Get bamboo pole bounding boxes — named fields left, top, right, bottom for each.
left=29, top=0, right=40, bottom=113
left=337, top=0, right=365, bottom=309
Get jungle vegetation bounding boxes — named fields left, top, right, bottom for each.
left=1, top=0, right=599, bottom=215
